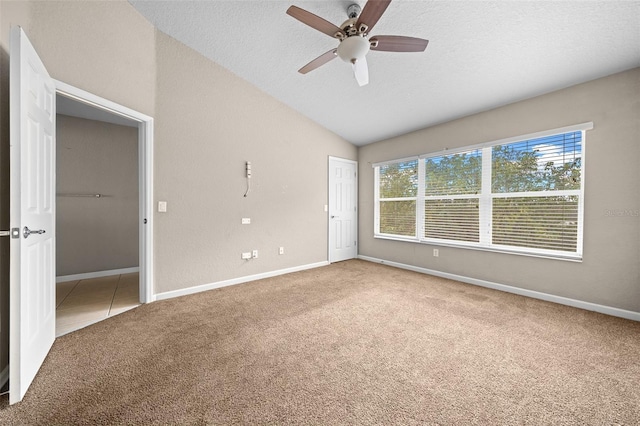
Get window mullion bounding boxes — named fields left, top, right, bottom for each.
left=417, top=159, right=425, bottom=240
left=374, top=166, right=380, bottom=235
left=479, top=147, right=492, bottom=245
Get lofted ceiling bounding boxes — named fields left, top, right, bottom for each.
left=129, top=0, right=640, bottom=146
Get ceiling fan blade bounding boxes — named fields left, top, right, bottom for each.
left=287, top=6, right=345, bottom=39
left=370, top=35, right=429, bottom=52
left=299, top=49, right=338, bottom=74
left=352, top=57, right=369, bottom=87
left=356, top=0, right=392, bottom=34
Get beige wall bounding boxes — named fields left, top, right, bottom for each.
left=359, top=68, right=640, bottom=313
left=56, top=115, right=138, bottom=276
left=153, top=32, right=356, bottom=293
left=18, top=1, right=157, bottom=116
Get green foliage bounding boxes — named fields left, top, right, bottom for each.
left=542, top=157, right=581, bottom=191
left=492, top=145, right=538, bottom=192
left=379, top=161, right=418, bottom=198
left=425, top=151, right=481, bottom=196
left=492, top=145, right=581, bottom=193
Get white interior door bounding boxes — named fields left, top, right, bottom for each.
left=328, top=157, right=357, bottom=263
left=9, top=26, right=57, bottom=404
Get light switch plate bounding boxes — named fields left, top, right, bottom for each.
left=158, top=201, right=167, bottom=213
left=242, top=218, right=251, bottom=225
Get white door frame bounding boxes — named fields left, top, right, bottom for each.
left=328, top=156, right=358, bottom=263
left=54, top=80, right=155, bottom=303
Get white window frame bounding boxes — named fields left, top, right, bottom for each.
left=373, top=123, right=592, bottom=261
left=374, top=156, right=420, bottom=241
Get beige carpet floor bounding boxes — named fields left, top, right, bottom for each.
left=0, top=259, right=638, bottom=425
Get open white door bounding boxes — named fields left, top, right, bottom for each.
left=9, top=26, right=57, bottom=404
left=328, top=157, right=358, bottom=263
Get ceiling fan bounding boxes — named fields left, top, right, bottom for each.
left=286, top=0, right=429, bottom=86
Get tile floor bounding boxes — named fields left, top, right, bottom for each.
left=56, top=272, right=140, bottom=337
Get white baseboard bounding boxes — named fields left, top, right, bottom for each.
left=155, top=261, right=330, bottom=301
left=0, top=364, right=8, bottom=390
left=358, top=255, right=640, bottom=322
left=56, top=267, right=140, bottom=283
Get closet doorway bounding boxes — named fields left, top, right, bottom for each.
left=53, top=86, right=153, bottom=336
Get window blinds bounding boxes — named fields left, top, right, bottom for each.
left=373, top=123, right=591, bottom=259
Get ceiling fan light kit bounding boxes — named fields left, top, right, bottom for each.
left=336, top=35, right=370, bottom=63
left=287, top=0, right=429, bottom=86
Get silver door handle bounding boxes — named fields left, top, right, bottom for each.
left=23, top=226, right=46, bottom=239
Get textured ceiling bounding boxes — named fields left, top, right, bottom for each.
left=129, top=0, right=640, bottom=146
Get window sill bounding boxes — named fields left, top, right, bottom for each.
left=373, top=234, right=583, bottom=262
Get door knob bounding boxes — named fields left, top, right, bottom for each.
left=23, top=226, right=46, bottom=239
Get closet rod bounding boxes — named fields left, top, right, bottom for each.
left=57, top=193, right=104, bottom=198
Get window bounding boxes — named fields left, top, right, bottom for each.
left=373, top=124, right=591, bottom=259
left=377, top=159, right=418, bottom=237
left=424, top=149, right=482, bottom=243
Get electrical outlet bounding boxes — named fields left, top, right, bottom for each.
left=252, top=250, right=258, bottom=259
left=433, top=249, right=439, bottom=257
left=279, top=247, right=284, bottom=255
left=242, top=218, right=251, bottom=225
left=241, top=252, right=252, bottom=260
